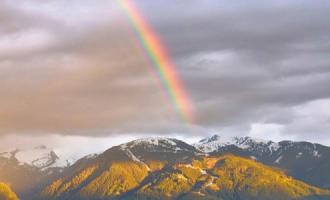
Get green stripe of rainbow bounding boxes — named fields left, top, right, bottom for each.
left=117, top=0, right=194, bottom=123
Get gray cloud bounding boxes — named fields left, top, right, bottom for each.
left=0, top=1, right=179, bottom=134
left=149, top=0, right=330, bottom=142
left=0, top=1, right=330, bottom=144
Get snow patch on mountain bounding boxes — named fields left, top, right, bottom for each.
left=275, top=156, right=283, bottom=164
left=0, top=151, right=11, bottom=159
left=84, top=153, right=99, bottom=159
left=250, top=156, right=257, bottom=160
left=124, top=137, right=178, bottom=148
left=120, top=143, right=152, bottom=171
left=296, top=152, right=303, bottom=159
left=313, top=150, right=321, bottom=158
left=120, top=145, right=141, bottom=163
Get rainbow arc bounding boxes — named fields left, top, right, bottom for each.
left=117, top=0, right=194, bottom=123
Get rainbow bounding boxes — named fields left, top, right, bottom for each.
left=117, top=0, right=194, bottom=123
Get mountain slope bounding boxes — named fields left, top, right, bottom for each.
left=194, top=135, right=330, bottom=189
left=0, top=183, right=19, bottom=200
left=39, top=138, right=199, bottom=200
left=39, top=138, right=330, bottom=200
left=133, top=155, right=330, bottom=200
left=0, top=145, right=76, bottom=199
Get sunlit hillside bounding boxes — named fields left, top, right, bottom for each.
left=0, top=183, right=19, bottom=200
left=40, top=153, right=330, bottom=200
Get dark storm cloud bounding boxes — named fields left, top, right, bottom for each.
left=0, top=0, right=330, bottom=144
left=140, top=0, right=330, bottom=142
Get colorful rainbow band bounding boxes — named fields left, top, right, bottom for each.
left=117, top=0, right=194, bottom=123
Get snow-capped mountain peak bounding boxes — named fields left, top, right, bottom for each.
left=0, top=145, right=74, bottom=170
left=107, top=137, right=201, bottom=164
left=194, top=134, right=277, bottom=153
left=120, top=137, right=196, bottom=153
left=194, top=134, right=326, bottom=168
left=121, top=137, right=177, bottom=147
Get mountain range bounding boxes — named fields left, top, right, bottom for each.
left=1, top=135, right=330, bottom=200
left=194, top=135, right=330, bottom=189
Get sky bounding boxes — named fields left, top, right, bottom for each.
left=1, top=0, right=330, bottom=157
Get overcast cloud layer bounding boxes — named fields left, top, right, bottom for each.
left=1, top=0, right=330, bottom=146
